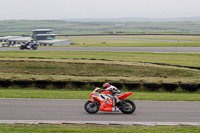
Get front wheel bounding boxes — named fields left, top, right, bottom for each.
left=119, top=99, right=136, bottom=114
left=31, top=44, right=38, bottom=50
left=84, top=100, right=100, bottom=114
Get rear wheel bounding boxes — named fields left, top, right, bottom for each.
left=84, top=100, right=100, bottom=114
left=19, top=45, right=24, bottom=50
left=119, top=99, right=136, bottom=114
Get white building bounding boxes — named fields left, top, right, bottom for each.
left=32, top=29, right=71, bottom=46
left=0, top=29, right=71, bottom=46
left=0, top=36, right=21, bottom=43
left=8, top=37, right=31, bottom=46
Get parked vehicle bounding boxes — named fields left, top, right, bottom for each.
left=84, top=88, right=136, bottom=114
left=0, top=42, right=8, bottom=47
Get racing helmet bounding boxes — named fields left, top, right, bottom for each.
left=30, top=39, right=34, bottom=42
left=102, top=83, right=110, bottom=89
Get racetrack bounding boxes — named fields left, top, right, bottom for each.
left=0, top=98, right=199, bottom=125
left=1, top=47, right=200, bottom=53
left=1, top=46, right=200, bottom=125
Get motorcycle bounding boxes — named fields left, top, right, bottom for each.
left=19, top=42, right=38, bottom=50
left=84, top=88, right=136, bottom=114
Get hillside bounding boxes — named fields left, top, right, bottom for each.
left=0, top=20, right=200, bottom=36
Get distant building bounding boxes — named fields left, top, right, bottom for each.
left=0, top=29, right=71, bottom=46
left=32, top=29, right=55, bottom=41
left=0, top=36, right=21, bottom=43
left=32, top=29, right=71, bottom=46
left=8, top=37, right=31, bottom=45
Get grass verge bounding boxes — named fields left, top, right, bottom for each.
left=59, top=35, right=200, bottom=47
left=0, top=51, right=199, bottom=67
left=0, top=88, right=200, bottom=101
left=0, top=57, right=199, bottom=84
left=0, top=124, right=199, bottom=133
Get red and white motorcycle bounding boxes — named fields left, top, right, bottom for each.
left=84, top=88, right=136, bottom=114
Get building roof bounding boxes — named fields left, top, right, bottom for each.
left=35, top=34, right=57, bottom=37
left=0, top=36, right=21, bottom=40
left=8, top=37, right=31, bottom=41
left=37, top=39, right=69, bottom=44
left=32, top=29, right=53, bottom=32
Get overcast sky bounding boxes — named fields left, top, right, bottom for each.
left=0, top=0, right=199, bottom=20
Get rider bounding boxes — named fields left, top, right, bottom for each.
left=100, top=83, right=122, bottom=106
left=25, top=39, right=36, bottom=47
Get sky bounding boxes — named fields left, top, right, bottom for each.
left=0, top=0, right=199, bottom=20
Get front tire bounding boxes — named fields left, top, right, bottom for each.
left=84, top=100, right=100, bottom=114
left=32, top=44, right=38, bottom=50
left=119, top=99, right=136, bottom=114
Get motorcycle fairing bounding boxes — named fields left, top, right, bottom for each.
left=90, top=92, right=116, bottom=112
left=88, top=90, right=133, bottom=112
left=99, top=98, right=116, bottom=112
left=118, top=92, right=133, bottom=100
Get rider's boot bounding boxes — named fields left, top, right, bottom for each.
left=111, top=97, right=115, bottom=107
left=115, top=96, right=120, bottom=104
left=111, top=96, right=120, bottom=107
left=112, top=106, right=119, bottom=112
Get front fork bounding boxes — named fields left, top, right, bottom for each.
left=90, top=99, right=99, bottom=107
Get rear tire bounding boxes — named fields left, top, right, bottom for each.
left=84, top=100, right=100, bottom=114
left=120, top=99, right=136, bottom=114
left=19, top=45, right=24, bottom=50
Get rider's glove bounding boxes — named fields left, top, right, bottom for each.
left=99, top=89, right=105, bottom=93
left=94, top=87, right=100, bottom=92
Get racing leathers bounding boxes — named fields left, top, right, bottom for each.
left=101, top=85, right=122, bottom=106
left=26, top=41, right=36, bottom=47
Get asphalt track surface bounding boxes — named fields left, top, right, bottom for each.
left=1, top=47, right=200, bottom=53
left=0, top=98, right=200, bottom=125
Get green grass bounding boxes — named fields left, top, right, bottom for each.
left=0, top=124, right=199, bottom=133
left=0, top=60, right=198, bottom=78
left=0, top=58, right=199, bottom=83
left=60, top=35, right=200, bottom=47
left=0, top=88, right=200, bottom=101
left=0, top=51, right=199, bottom=83
left=0, top=51, right=200, bottom=67
left=1, top=20, right=200, bottom=36
left=111, top=35, right=200, bottom=41
left=66, top=42, right=200, bottom=47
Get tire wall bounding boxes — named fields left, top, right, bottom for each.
left=0, top=80, right=199, bottom=92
